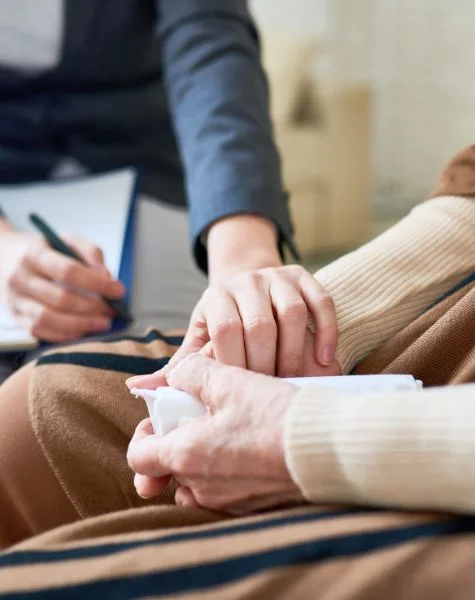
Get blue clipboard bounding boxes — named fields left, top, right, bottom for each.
left=107, top=171, right=140, bottom=334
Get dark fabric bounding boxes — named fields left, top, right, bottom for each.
left=0, top=1, right=295, bottom=270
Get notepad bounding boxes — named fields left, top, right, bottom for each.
left=0, top=169, right=137, bottom=351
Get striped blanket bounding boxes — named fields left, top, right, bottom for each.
left=0, top=283, right=473, bottom=597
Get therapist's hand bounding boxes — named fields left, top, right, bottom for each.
left=127, top=354, right=304, bottom=514
left=129, top=215, right=339, bottom=389
left=0, top=228, right=125, bottom=342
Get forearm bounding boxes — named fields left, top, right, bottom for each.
left=158, top=2, right=294, bottom=272
left=285, top=383, right=475, bottom=514
left=314, top=196, right=475, bottom=373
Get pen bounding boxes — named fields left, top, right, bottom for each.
left=29, top=212, right=133, bottom=323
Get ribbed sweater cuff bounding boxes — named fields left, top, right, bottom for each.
left=284, top=385, right=475, bottom=514
left=313, top=196, right=475, bottom=373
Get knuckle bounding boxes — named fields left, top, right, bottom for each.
left=173, top=446, right=197, bottom=475
left=52, top=289, right=71, bottom=311
left=284, top=264, right=304, bottom=278
left=59, top=262, right=78, bottom=284
left=316, top=293, right=336, bottom=314
left=210, top=318, right=242, bottom=342
left=6, top=269, right=22, bottom=292
left=234, top=271, right=262, bottom=291
left=281, top=298, right=307, bottom=321
left=243, top=314, right=276, bottom=337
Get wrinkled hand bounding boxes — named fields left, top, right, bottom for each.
left=0, top=230, right=125, bottom=342
left=127, top=354, right=304, bottom=515
left=128, top=265, right=340, bottom=390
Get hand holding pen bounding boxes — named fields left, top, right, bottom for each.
left=0, top=213, right=131, bottom=343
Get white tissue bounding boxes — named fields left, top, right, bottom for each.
left=131, top=374, right=422, bottom=436
left=130, top=387, right=206, bottom=436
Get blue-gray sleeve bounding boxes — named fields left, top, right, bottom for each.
left=157, top=0, right=297, bottom=272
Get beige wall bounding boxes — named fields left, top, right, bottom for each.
left=251, top=0, right=475, bottom=214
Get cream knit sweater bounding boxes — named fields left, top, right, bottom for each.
left=284, top=196, right=475, bottom=514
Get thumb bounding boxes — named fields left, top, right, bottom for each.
left=166, top=353, right=248, bottom=411
left=126, top=367, right=168, bottom=390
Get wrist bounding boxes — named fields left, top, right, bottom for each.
left=207, top=214, right=281, bottom=283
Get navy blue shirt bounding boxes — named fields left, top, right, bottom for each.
left=0, top=1, right=295, bottom=270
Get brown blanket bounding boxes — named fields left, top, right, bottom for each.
left=0, top=276, right=473, bottom=597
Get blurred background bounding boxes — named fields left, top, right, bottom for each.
left=251, top=0, right=475, bottom=266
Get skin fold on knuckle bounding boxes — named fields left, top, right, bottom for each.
left=278, top=298, right=307, bottom=323
left=209, top=318, right=242, bottom=345
left=315, top=293, right=335, bottom=315
left=243, top=314, right=276, bottom=340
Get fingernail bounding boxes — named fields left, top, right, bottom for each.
left=136, top=489, right=153, bottom=500
left=93, top=318, right=112, bottom=331
left=321, top=344, right=335, bottom=366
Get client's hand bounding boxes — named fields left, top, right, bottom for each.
left=127, top=354, right=304, bottom=515
left=0, top=229, right=124, bottom=342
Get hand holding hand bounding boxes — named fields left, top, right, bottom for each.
left=127, top=354, right=305, bottom=515
left=128, top=264, right=340, bottom=392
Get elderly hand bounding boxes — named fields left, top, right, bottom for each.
left=127, top=354, right=305, bottom=515
left=0, top=228, right=124, bottom=342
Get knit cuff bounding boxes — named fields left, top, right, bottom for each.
left=284, top=384, right=475, bottom=514
left=314, top=196, right=475, bottom=372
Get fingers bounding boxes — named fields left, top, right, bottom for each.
left=13, top=296, right=112, bottom=341
left=299, top=272, right=338, bottom=366
left=24, top=245, right=124, bottom=299
left=64, top=235, right=107, bottom=271
left=231, top=274, right=277, bottom=375
left=9, top=266, right=113, bottom=317
left=134, top=473, right=171, bottom=499
left=269, top=276, right=307, bottom=378
left=127, top=424, right=183, bottom=480
left=126, top=340, right=216, bottom=392
left=201, top=289, right=246, bottom=367
left=130, top=418, right=155, bottom=443
left=166, top=353, right=250, bottom=411
left=175, top=486, right=199, bottom=508
left=129, top=420, right=171, bottom=498
left=126, top=368, right=168, bottom=390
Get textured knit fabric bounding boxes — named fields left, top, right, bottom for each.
left=285, top=145, right=475, bottom=515
left=286, top=282, right=475, bottom=514
left=0, top=319, right=475, bottom=597
left=2, top=505, right=475, bottom=598
left=0, top=1, right=294, bottom=270
left=313, top=196, right=474, bottom=374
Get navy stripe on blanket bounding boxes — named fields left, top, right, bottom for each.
left=427, top=271, right=475, bottom=311
left=0, top=508, right=369, bottom=568
left=36, top=352, right=170, bottom=375
left=99, top=330, right=183, bottom=346
left=1, top=517, right=474, bottom=599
